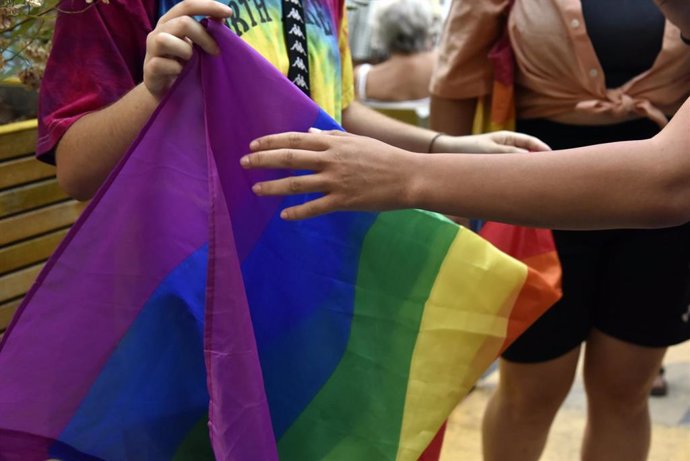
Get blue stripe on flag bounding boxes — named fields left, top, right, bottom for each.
left=51, top=245, right=210, bottom=461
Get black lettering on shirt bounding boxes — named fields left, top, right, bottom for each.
left=253, top=0, right=273, bottom=23
left=238, top=0, right=259, bottom=26
left=227, top=0, right=274, bottom=36
left=228, top=1, right=250, bottom=35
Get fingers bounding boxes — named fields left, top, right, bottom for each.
left=280, top=196, right=337, bottom=220
left=144, top=57, right=185, bottom=79
left=500, top=131, right=551, bottom=152
left=153, top=15, right=219, bottom=56
left=251, top=174, right=326, bottom=196
left=159, top=0, right=232, bottom=24
left=147, top=31, right=194, bottom=61
left=309, top=127, right=352, bottom=137
left=241, top=148, right=325, bottom=170
left=145, top=1, right=231, bottom=98
left=250, top=132, right=332, bottom=152
left=154, top=0, right=233, bottom=56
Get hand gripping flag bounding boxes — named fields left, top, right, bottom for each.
left=0, top=21, right=561, bottom=461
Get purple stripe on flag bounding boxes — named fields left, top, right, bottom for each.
left=201, top=21, right=321, bottom=263
left=0, top=58, right=210, bottom=441
left=204, top=148, right=278, bottom=461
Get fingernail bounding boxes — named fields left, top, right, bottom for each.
left=252, top=183, right=262, bottom=194
left=249, top=140, right=258, bottom=150
left=309, top=127, right=322, bottom=133
left=280, top=210, right=288, bottom=219
left=240, top=155, right=249, bottom=167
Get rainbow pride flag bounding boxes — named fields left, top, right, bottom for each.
left=0, top=22, right=560, bottom=461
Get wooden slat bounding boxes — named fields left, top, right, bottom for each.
left=0, top=155, right=55, bottom=190
left=0, top=298, right=22, bottom=332
left=0, top=179, right=67, bottom=218
left=0, top=200, right=86, bottom=246
left=0, top=263, right=43, bottom=304
left=0, top=120, right=38, bottom=160
left=0, top=228, right=68, bottom=275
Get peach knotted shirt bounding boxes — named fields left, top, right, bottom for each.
left=430, top=0, right=690, bottom=127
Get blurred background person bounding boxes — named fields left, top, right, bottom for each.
left=353, top=0, right=441, bottom=102
left=429, top=1, right=690, bottom=461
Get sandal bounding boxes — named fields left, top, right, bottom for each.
left=650, top=367, right=668, bottom=397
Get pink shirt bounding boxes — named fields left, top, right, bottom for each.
left=431, top=0, right=690, bottom=127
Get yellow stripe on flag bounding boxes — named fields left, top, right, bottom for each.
left=396, top=229, right=528, bottom=460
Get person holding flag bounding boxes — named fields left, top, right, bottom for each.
left=37, top=0, right=548, bottom=202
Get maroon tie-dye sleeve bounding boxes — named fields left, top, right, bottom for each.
left=37, top=0, right=156, bottom=164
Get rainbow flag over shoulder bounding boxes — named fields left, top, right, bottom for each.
left=0, top=22, right=560, bottom=461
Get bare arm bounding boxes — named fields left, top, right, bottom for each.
left=342, top=100, right=549, bottom=154
left=242, top=98, right=690, bottom=229
left=415, top=97, right=690, bottom=229
left=55, top=0, right=232, bottom=200
left=655, top=0, right=690, bottom=37
left=341, top=100, right=439, bottom=153
left=56, top=85, right=158, bottom=200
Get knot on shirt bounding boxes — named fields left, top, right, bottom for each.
left=609, top=89, right=636, bottom=113
left=575, top=89, right=669, bottom=127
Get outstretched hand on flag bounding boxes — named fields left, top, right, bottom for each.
left=241, top=129, right=426, bottom=220
left=241, top=125, right=551, bottom=221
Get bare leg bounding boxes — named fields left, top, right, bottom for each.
left=482, top=346, right=581, bottom=461
left=581, top=329, right=666, bottom=461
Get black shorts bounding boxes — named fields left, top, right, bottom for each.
left=503, top=224, right=690, bottom=363
left=504, top=118, right=690, bottom=363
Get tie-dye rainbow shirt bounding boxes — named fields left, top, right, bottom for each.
left=159, top=0, right=354, bottom=122
left=36, top=0, right=354, bottom=162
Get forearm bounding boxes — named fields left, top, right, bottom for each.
left=55, top=84, right=158, bottom=200
left=244, top=99, right=689, bottom=226
left=408, top=137, right=690, bottom=229
left=341, top=100, right=439, bottom=153
left=341, top=97, right=550, bottom=155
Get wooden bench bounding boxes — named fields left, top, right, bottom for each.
left=0, top=120, right=86, bottom=335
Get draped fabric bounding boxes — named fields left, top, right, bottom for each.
left=0, top=22, right=560, bottom=461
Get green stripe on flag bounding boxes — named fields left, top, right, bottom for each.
left=172, top=415, right=214, bottom=461
left=277, top=210, right=459, bottom=460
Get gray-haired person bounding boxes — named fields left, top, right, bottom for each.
left=354, top=0, right=441, bottom=102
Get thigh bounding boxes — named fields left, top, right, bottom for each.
left=583, top=329, right=666, bottom=401
left=502, top=230, right=603, bottom=363
left=498, top=346, right=582, bottom=406
left=595, top=223, right=690, bottom=347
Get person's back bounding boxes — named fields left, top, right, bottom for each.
left=354, top=0, right=439, bottom=102
left=358, top=51, right=436, bottom=101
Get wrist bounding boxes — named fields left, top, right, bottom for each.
left=428, top=133, right=478, bottom=154
left=140, top=79, right=167, bottom=105
left=400, top=152, right=426, bottom=209
left=427, top=132, right=445, bottom=153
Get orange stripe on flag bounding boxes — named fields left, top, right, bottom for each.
left=500, top=257, right=562, bottom=353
